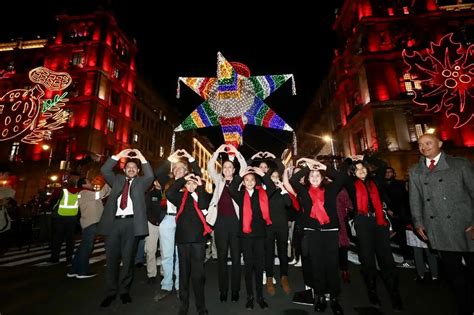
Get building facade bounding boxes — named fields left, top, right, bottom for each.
left=0, top=11, right=213, bottom=202
left=298, top=0, right=474, bottom=176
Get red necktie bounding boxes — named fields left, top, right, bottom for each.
left=429, top=159, right=436, bottom=172
left=120, top=178, right=130, bottom=209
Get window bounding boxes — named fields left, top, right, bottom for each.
left=401, top=73, right=422, bottom=95
left=9, top=142, right=20, bottom=161
left=133, top=132, right=139, bottom=144
left=111, top=90, right=120, bottom=106
left=113, top=67, right=120, bottom=79
left=97, top=74, right=108, bottom=100
left=159, top=146, right=164, bottom=157
left=106, top=117, right=115, bottom=132
left=71, top=53, right=84, bottom=66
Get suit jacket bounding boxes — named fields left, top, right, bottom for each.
left=206, top=149, right=246, bottom=226
left=409, top=152, right=474, bottom=252
left=98, top=157, right=154, bottom=237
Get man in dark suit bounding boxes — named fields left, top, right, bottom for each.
left=409, top=134, right=474, bottom=315
left=98, top=148, right=154, bottom=307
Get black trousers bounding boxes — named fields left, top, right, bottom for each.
left=241, top=237, right=265, bottom=298
left=265, top=226, right=289, bottom=277
left=306, top=230, right=341, bottom=296
left=354, top=215, right=396, bottom=283
left=214, top=215, right=241, bottom=294
left=51, top=216, right=77, bottom=262
left=301, top=230, right=314, bottom=288
left=177, top=242, right=207, bottom=313
left=104, top=218, right=139, bottom=296
left=439, top=251, right=474, bottom=315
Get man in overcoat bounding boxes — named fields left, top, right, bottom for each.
left=409, top=134, right=473, bottom=315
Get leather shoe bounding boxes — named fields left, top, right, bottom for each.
left=231, top=291, right=239, bottom=302
left=120, top=293, right=132, bottom=304
left=100, top=295, right=116, bottom=307
left=330, top=298, right=344, bottom=315
left=314, top=295, right=327, bottom=312
left=220, top=291, right=227, bottom=302
left=257, top=297, right=269, bottom=309
left=245, top=296, right=254, bottom=310
left=368, top=290, right=381, bottom=307
left=153, top=289, right=172, bottom=302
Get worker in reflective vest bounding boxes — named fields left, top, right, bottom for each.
left=48, top=178, right=80, bottom=264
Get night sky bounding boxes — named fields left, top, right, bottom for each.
left=1, top=0, right=339, bottom=157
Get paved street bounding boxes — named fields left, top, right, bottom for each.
left=0, top=241, right=457, bottom=315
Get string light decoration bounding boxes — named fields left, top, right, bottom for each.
left=174, top=52, right=296, bottom=152
left=402, top=33, right=473, bottom=128
left=0, top=67, right=72, bottom=144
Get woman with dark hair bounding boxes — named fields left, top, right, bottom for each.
left=289, top=158, right=346, bottom=315
left=206, top=144, right=246, bottom=303
left=344, top=156, right=402, bottom=311
left=265, top=169, right=292, bottom=295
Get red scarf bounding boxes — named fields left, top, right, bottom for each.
left=354, top=179, right=387, bottom=226
left=289, top=192, right=301, bottom=211
left=308, top=186, right=330, bottom=225
left=242, top=186, right=272, bottom=234
left=176, top=190, right=212, bottom=236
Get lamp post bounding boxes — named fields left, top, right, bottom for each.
left=323, top=135, right=337, bottom=170
left=41, top=144, right=53, bottom=168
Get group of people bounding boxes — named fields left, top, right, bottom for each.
left=54, top=133, right=472, bottom=315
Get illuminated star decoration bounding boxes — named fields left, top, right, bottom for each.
left=174, top=52, right=296, bottom=151
left=0, top=67, right=71, bottom=144
left=402, top=33, right=473, bottom=128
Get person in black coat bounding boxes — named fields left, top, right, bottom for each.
left=228, top=166, right=275, bottom=310
left=265, top=169, right=293, bottom=295
left=166, top=174, right=211, bottom=315
left=289, top=158, right=346, bottom=315
left=344, top=155, right=402, bottom=311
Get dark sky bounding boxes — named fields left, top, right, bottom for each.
left=1, top=0, right=339, bottom=157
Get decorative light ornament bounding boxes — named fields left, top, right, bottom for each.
left=402, top=33, right=473, bottom=128
left=174, top=52, right=296, bottom=152
left=0, top=67, right=72, bottom=144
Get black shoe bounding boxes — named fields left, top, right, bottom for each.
left=135, top=262, right=144, bottom=268
left=198, top=310, right=209, bottom=315
left=220, top=291, right=227, bottom=302
left=120, top=293, right=132, bottom=304
left=231, top=291, right=239, bottom=302
left=368, top=290, right=381, bottom=307
left=245, top=296, right=254, bottom=310
left=314, top=295, right=327, bottom=312
left=147, top=276, right=156, bottom=284
left=257, top=297, right=269, bottom=309
left=154, top=289, right=172, bottom=301
left=292, top=289, right=314, bottom=306
left=330, top=298, right=344, bottom=315
left=390, top=293, right=403, bottom=312
left=100, top=295, right=116, bottom=308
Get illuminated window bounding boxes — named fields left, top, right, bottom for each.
left=71, top=53, right=84, bottom=66
left=106, top=117, right=115, bottom=132
left=113, top=67, right=120, bottom=79
left=98, top=74, right=108, bottom=100
left=160, top=146, right=164, bottom=157
left=401, top=73, right=422, bottom=95
left=133, top=132, right=139, bottom=143
left=163, top=115, right=166, bottom=121
left=9, top=142, right=20, bottom=161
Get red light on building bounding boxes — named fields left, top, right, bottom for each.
left=388, top=8, right=394, bottom=16
left=403, top=6, right=410, bottom=14
left=358, top=1, right=372, bottom=19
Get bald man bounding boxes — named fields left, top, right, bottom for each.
left=409, top=134, right=474, bottom=315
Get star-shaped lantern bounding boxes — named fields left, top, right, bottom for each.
left=174, top=52, right=296, bottom=151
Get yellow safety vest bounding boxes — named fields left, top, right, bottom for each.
left=57, top=189, right=79, bottom=216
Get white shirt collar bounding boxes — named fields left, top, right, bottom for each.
left=425, top=152, right=442, bottom=167
left=246, top=188, right=254, bottom=197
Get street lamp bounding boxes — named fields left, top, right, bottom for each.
left=42, top=144, right=53, bottom=168
left=323, top=135, right=337, bottom=169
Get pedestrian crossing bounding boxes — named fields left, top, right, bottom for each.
left=0, top=239, right=106, bottom=267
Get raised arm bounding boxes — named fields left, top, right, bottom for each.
left=207, top=144, right=226, bottom=183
